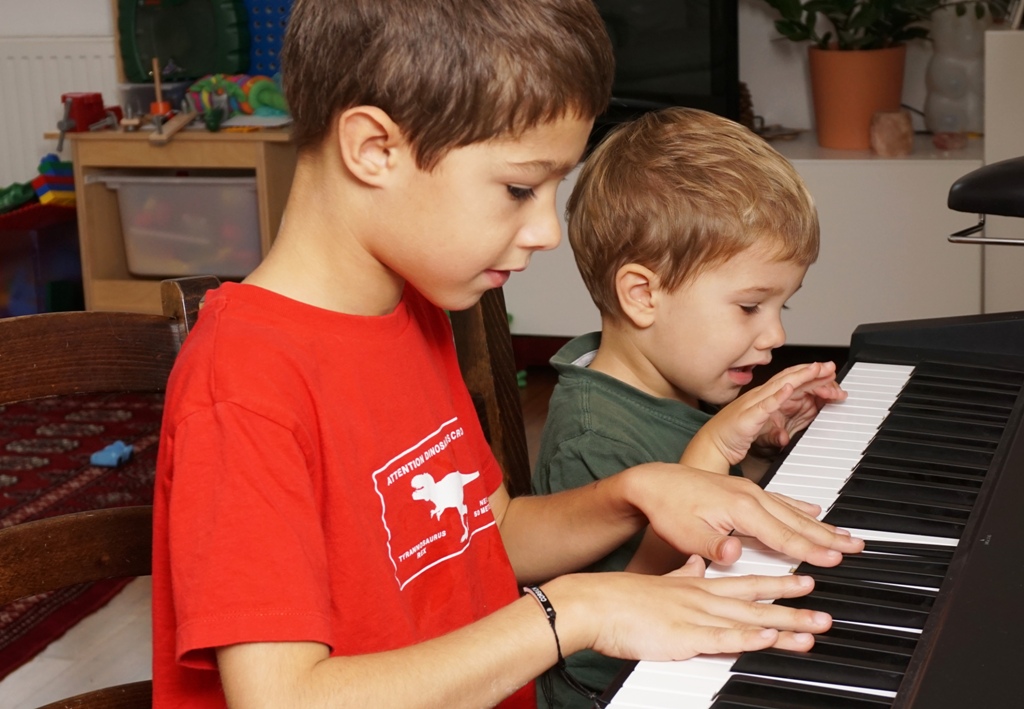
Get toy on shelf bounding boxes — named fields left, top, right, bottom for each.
left=55, top=92, right=123, bottom=152
left=150, top=57, right=174, bottom=118
left=90, top=440, right=134, bottom=467
left=142, top=58, right=203, bottom=145
left=33, top=154, right=75, bottom=206
left=186, top=73, right=289, bottom=131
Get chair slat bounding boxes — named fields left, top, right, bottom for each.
left=0, top=506, right=153, bottom=605
left=450, top=287, right=533, bottom=498
left=35, top=680, right=153, bottom=709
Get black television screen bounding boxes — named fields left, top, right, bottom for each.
left=590, top=0, right=739, bottom=149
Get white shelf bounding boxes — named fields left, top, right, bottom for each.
left=771, top=131, right=984, bottom=163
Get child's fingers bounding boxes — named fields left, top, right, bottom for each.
left=680, top=554, right=707, bottom=576
left=602, top=573, right=829, bottom=660
left=766, top=490, right=822, bottom=517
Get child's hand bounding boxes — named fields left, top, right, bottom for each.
left=686, top=361, right=846, bottom=470
left=625, top=461, right=863, bottom=568
left=753, top=361, right=846, bottom=452
left=549, top=562, right=830, bottom=662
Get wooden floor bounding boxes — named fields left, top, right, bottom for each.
left=0, top=348, right=841, bottom=706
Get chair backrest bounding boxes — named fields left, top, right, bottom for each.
left=0, top=275, right=219, bottom=709
left=449, top=287, right=532, bottom=498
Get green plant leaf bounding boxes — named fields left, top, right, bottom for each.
left=761, top=0, right=999, bottom=51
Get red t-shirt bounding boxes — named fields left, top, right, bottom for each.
left=152, top=283, right=532, bottom=707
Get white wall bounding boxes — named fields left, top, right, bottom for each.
left=0, top=0, right=113, bottom=37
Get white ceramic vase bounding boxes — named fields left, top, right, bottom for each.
left=924, top=6, right=992, bottom=134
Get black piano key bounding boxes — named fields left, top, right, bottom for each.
left=869, top=427, right=999, bottom=453
left=731, top=623, right=918, bottom=692
left=711, top=675, right=893, bottom=709
left=886, top=400, right=1010, bottom=426
left=911, top=360, right=1024, bottom=392
left=861, top=539, right=956, bottom=560
left=897, top=380, right=1018, bottom=411
left=856, top=454, right=988, bottom=479
left=880, top=411, right=1005, bottom=443
left=774, top=577, right=936, bottom=629
left=829, top=492, right=974, bottom=521
left=795, top=551, right=948, bottom=589
left=861, top=438, right=994, bottom=468
left=824, top=497, right=969, bottom=538
left=852, top=461, right=986, bottom=488
left=731, top=642, right=907, bottom=692
left=824, top=620, right=920, bottom=650
left=891, top=392, right=1012, bottom=419
left=839, top=475, right=978, bottom=508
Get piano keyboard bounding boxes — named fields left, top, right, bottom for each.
left=607, top=358, right=1024, bottom=709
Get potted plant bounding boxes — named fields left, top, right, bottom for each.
left=761, top=1, right=1005, bottom=149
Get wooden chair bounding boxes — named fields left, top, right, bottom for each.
left=0, top=275, right=219, bottom=709
left=450, top=287, right=533, bottom=498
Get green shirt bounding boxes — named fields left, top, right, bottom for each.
left=532, top=332, right=737, bottom=708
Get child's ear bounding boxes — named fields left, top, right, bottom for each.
left=615, top=263, right=659, bottom=329
left=335, top=106, right=406, bottom=185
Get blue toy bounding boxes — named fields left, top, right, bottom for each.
left=90, top=440, right=134, bottom=467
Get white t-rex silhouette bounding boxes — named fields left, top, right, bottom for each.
left=410, top=470, right=480, bottom=542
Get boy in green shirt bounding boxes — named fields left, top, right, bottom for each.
left=534, top=107, right=846, bottom=707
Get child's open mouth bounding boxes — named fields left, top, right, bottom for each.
left=728, top=365, right=755, bottom=386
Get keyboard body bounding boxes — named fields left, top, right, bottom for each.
left=605, top=311, right=1024, bottom=709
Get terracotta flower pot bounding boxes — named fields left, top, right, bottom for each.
left=809, top=45, right=907, bottom=150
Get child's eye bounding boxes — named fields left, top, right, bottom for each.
left=507, top=185, right=536, bottom=201
left=740, top=304, right=761, bottom=315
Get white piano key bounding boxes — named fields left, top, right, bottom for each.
left=792, top=437, right=868, bottom=452
left=845, top=527, right=958, bottom=548
left=609, top=657, right=736, bottom=708
left=783, top=452, right=864, bottom=468
left=808, top=410, right=891, bottom=427
left=764, top=487, right=838, bottom=510
left=846, top=362, right=915, bottom=376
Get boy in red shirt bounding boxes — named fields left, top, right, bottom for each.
left=152, top=1, right=863, bottom=707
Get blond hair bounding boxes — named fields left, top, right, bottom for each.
left=568, top=108, right=819, bottom=319
left=281, top=0, right=614, bottom=169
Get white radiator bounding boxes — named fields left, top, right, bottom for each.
left=0, top=36, right=119, bottom=189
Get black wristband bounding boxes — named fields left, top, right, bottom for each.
left=522, top=585, right=608, bottom=707
left=523, top=585, right=564, bottom=666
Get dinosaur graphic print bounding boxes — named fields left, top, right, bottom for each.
left=372, top=417, right=495, bottom=589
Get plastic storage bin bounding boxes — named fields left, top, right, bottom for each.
left=96, top=174, right=261, bottom=278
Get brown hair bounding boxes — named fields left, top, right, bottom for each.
left=568, top=107, right=819, bottom=319
left=281, top=0, right=614, bottom=169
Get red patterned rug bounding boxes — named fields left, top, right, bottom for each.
left=0, top=392, right=162, bottom=681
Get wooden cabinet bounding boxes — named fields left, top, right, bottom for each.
left=62, top=129, right=296, bottom=314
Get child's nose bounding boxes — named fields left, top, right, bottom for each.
left=522, top=203, right=563, bottom=252
left=758, top=316, right=787, bottom=350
